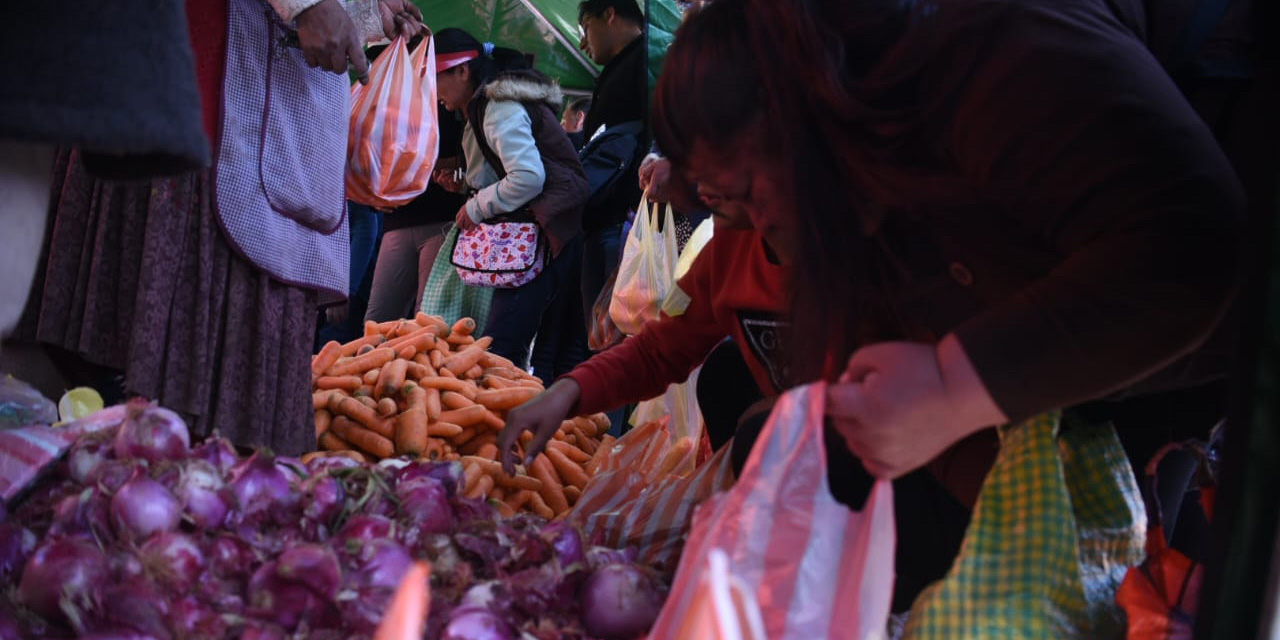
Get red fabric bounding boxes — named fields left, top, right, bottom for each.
left=566, top=229, right=789, bottom=416
left=186, top=0, right=229, bottom=147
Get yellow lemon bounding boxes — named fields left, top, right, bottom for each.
left=57, top=387, right=105, bottom=423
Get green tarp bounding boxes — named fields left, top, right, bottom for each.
left=411, top=0, right=680, bottom=95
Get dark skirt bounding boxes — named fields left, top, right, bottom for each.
left=25, top=150, right=317, bottom=455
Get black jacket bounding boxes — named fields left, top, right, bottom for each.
left=582, top=36, right=647, bottom=232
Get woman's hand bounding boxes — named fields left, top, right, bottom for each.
left=638, top=155, right=672, bottom=201
left=454, top=205, right=477, bottom=231
left=377, top=0, right=425, bottom=40
left=433, top=164, right=465, bottom=193
left=295, top=0, right=367, bottom=79
left=497, top=379, right=582, bottom=474
left=826, top=335, right=1006, bottom=480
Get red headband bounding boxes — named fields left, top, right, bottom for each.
left=437, top=50, right=479, bottom=71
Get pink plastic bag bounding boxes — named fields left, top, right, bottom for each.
left=346, top=35, right=440, bottom=209
left=650, top=382, right=896, bottom=640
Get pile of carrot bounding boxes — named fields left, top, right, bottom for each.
left=308, top=313, right=615, bottom=519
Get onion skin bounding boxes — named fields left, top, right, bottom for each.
left=139, top=532, right=205, bottom=594
left=443, top=607, right=517, bottom=640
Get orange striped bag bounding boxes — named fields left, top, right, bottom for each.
left=346, top=35, right=440, bottom=209
left=568, top=418, right=735, bottom=573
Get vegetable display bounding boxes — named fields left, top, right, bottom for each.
left=0, top=399, right=668, bottom=639
left=311, top=314, right=616, bottom=520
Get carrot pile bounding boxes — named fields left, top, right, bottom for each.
left=308, top=313, right=615, bottom=519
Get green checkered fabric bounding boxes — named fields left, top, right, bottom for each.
left=419, top=225, right=493, bottom=335
left=903, top=412, right=1146, bottom=639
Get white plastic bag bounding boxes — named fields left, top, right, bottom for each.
left=675, top=549, right=769, bottom=640
left=651, top=383, right=896, bottom=640
left=609, top=191, right=679, bottom=335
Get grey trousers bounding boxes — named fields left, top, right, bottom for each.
left=364, top=221, right=452, bottom=322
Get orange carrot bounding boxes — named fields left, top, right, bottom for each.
left=315, top=409, right=332, bottom=439
left=428, top=349, right=445, bottom=370
left=424, top=388, right=443, bottom=422
left=474, top=387, right=540, bottom=411
left=527, top=491, right=556, bottom=519
left=546, top=448, right=591, bottom=490
left=394, top=409, right=429, bottom=456
left=329, top=394, right=395, bottom=439
left=464, top=474, right=495, bottom=500
left=568, top=425, right=596, bottom=455
left=460, top=457, right=544, bottom=492
left=440, top=391, right=474, bottom=411
left=585, top=435, right=615, bottom=475
left=479, top=352, right=519, bottom=370
left=327, top=347, right=396, bottom=377
left=376, top=397, right=398, bottom=417
left=446, top=334, right=476, bottom=348
left=463, top=365, right=485, bottom=380
left=319, top=430, right=351, bottom=452
left=340, top=333, right=387, bottom=357
left=315, top=375, right=363, bottom=392
left=451, top=317, right=476, bottom=336
left=357, top=395, right=380, bottom=411
left=547, top=439, right=591, bottom=464
left=397, top=344, right=418, bottom=361
left=355, top=384, right=375, bottom=397
left=529, top=455, right=569, bottom=514
left=439, top=405, right=488, bottom=428
left=363, top=368, right=382, bottom=385
left=427, top=421, right=464, bottom=438
left=405, top=362, right=432, bottom=382
left=440, top=345, right=486, bottom=377
left=564, top=485, right=581, bottom=504
left=476, top=442, right=499, bottom=460
left=311, top=341, right=343, bottom=379
left=377, top=358, right=409, bottom=398
left=482, top=375, right=516, bottom=390
left=418, top=376, right=477, bottom=399
left=313, top=390, right=343, bottom=410
left=384, top=325, right=436, bottom=352
left=480, top=409, right=505, bottom=432
left=364, top=320, right=381, bottom=337
left=371, top=561, right=431, bottom=640
left=330, top=415, right=394, bottom=459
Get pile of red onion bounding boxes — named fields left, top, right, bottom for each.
left=0, top=400, right=667, bottom=639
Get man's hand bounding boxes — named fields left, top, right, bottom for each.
left=497, top=379, right=582, bottom=474
left=825, top=337, right=1005, bottom=480
left=296, top=0, right=368, bottom=81
left=377, top=0, right=425, bottom=40
left=638, top=155, right=671, bottom=201
left=454, top=205, right=477, bottom=231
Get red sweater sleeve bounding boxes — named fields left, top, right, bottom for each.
left=565, top=238, right=738, bottom=416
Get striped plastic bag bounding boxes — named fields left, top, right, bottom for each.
left=346, top=35, right=439, bottom=209
left=569, top=418, right=735, bottom=573
left=651, top=383, right=896, bottom=640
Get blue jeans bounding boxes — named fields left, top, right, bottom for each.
left=579, top=222, right=625, bottom=328
left=317, top=202, right=381, bottom=347
left=485, top=236, right=587, bottom=380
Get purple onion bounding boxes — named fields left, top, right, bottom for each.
left=333, top=515, right=395, bottom=555
left=302, top=472, right=345, bottom=525
left=112, top=398, right=190, bottom=462
left=18, top=538, right=109, bottom=623
left=277, top=544, right=342, bottom=600
left=94, top=459, right=143, bottom=493
left=348, top=538, right=413, bottom=590
left=397, top=477, right=454, bottom=535
left=247, top=561, right=329, bottom=631
left=190, top=435, right=239, bottom=474
left=171, top=595, right=230, bottom=639
left=111, top=473, right=182, bottom=539
left=580, top=563, right=667, bottom=640
left=66, top=432, right=113, bottom=485
left=226, top=452, right=298, bottom=522
left=97, top=581, right=172, bottom=639
left=443, top=607, right=516, bottom=640
left=540, top=521, right=586, bottom=568
left=139, top=531, right=205, bottom=593
left=206, top=534, right=258, bottom=579
left=176, top=459, right=229, bottom=529
left=397, top=460, right=465, bottom=497
left=305, top=455, right=360, bottom=475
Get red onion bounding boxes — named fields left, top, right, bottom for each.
left=97, top=581, right=172, bottom=640
left=111, top=473, right=182, bottom=540
left=205, top=534, right=258, bottom=579
left=18, top=538, right=109, bottom=623
left=443, top=607, right=516, bottom=640
left=580, top=563, right=666, bottom=640
left=276, top=544, right=342, bottom=600
left=66, top=431, right=113, bottom=485
left=301, top=473, right=345, bottom=525
left=397, top=477, right=453, bottom=535
left=541, top=521, right=586, bottom=568
left=175, top=459, right=228, bottom=529
left=247, top=561, right=337, bottom=631
left=190, top=435, right=239, bottom=474
left=348, top=538, right=413, bottom=590
left=112, top=398, right=190, bottom=463
left=139, top=532, right=205, bottom=594
left=226, top=452, right=297, bottom=522
left=94, top=459, right=143, bottom=493
left=333, top=515, right=395, bottom=554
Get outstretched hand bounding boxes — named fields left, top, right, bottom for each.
left=296, top=0, right=368, bottom=80
left=497, top=379, right=581, bottom=475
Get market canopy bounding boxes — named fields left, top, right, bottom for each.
left=411, top=0, right=681, bottom=95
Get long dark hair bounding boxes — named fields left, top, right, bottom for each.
left=655, top=0, right=974, bottom=382
left=433, top=27, right=536, bottom=91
